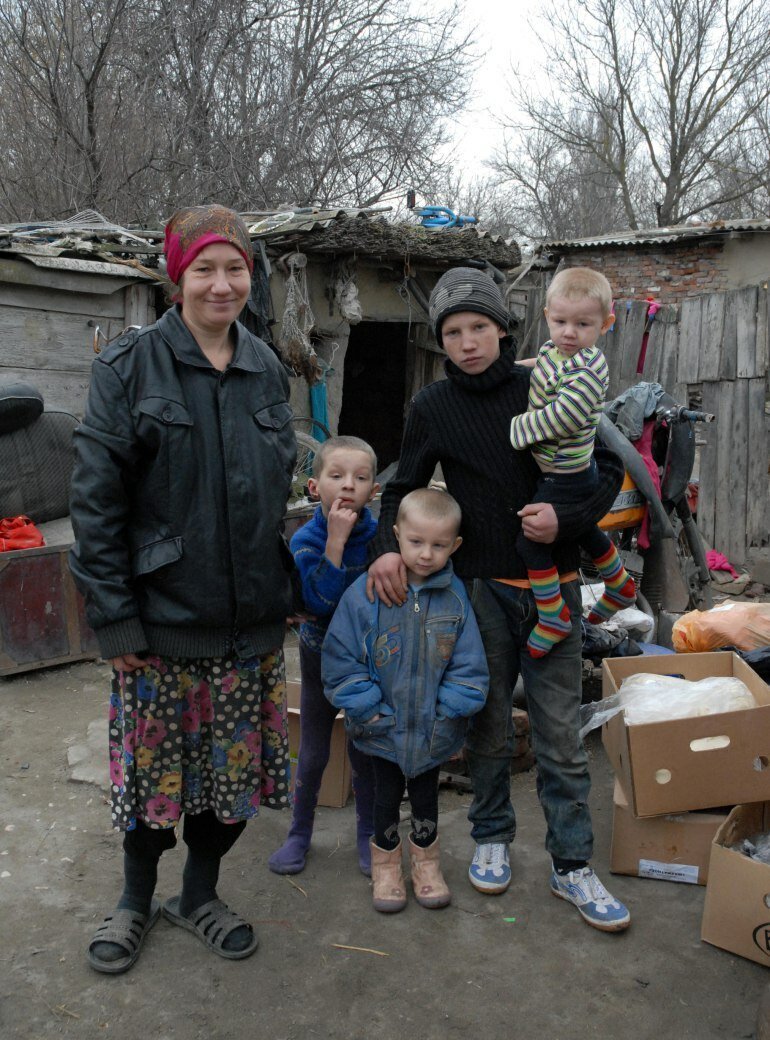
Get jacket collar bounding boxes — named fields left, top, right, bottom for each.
left=158, top=305, right=267, bottom=373
left=409, top=559, right=455, bottom=592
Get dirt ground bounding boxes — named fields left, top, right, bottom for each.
left=1, top=655, right=768, bottom=1040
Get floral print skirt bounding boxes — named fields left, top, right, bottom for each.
left=109, top=650, right=291, bottom=831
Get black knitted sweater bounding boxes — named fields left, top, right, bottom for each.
left=370, top=344, right=624, bottom=580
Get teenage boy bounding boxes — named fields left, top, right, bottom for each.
left=367, top=267, right=631, bottom=931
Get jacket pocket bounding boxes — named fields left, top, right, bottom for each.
left=425, top=615, right=460, bottom=668
left=429, top=715, right=465, bottom=761
left=137, top=397, right=193, bottom=428
left=253, top=402, right=295, bottom=482
left=136, top=397, right=194, bottom=510
left=346, top=712, right=396, bottom=752
left=132, top=536, right=184, bottom=577
left=253, top=402, right=292, bottom=432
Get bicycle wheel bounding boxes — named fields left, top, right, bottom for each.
left=288, top=430, right=323, bottom=503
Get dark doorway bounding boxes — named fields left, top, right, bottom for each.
left=337, top=322, right=408, bottom=471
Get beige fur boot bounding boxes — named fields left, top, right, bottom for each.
left=370, top=839, right=407, bottom=913
left=408, top=835, right=451, bottom=908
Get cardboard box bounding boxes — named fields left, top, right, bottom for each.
left=702, top=802, right=770, bottom=967
left=601, top=652, right=770, bottom=817
left=610, top=779, right=729, bottom=885
left=285, top=680, right=352, bottom=809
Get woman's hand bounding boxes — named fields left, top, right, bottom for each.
left=366, top=552, right=407, bottom=606
left=109, top=654, right=148, bottom=673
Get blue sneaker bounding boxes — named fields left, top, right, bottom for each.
left=550, top=865, right=630, bottom=931
left=468, top=842, right=511, bottom=894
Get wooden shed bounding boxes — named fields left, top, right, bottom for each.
left=0, top=220, right=157, bottom=414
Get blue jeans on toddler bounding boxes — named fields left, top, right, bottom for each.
left=463, top=577, right=593, bottom=864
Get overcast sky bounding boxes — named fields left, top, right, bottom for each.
left=449, top=0, right=546, bottom=177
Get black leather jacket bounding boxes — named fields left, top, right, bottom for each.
left=69, top=305, right=296, bottom=661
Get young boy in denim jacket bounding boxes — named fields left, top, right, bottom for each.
left=323, top=488, right=488, bottom=912
left=269, top=436, right=380, bottom=876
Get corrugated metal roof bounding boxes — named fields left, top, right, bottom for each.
left=537, top=218, right=770, bottom=252
left=0, top=206, right=520, bottom=270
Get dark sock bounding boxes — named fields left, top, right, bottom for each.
left=179, top=850, right=252, bottom=953
left=554, top=859, right=588, bottom=875
left=91, top=850, right=158, bottom=963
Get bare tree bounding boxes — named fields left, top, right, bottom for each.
left=492, top=0, right=770, bottom=236
left=0, top=0, right=471, bottom=223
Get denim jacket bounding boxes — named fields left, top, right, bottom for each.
left=322, top=564, right=488, bottom=777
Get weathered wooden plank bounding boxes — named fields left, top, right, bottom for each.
left=604, top=304, right=628, bottom=399
left=517, top=285, right=546, bottom=359
left=752, top=285, right=769, bottom=380
left=699, top=292, right=725, bottom=381
left=642, top=305, right=678, bottom=389
left=617, top=300, right=648, bottom=390
left=746, top=376, right=769, bottom=549
left=697, top=381, right=720, bottom=548
left=0, top=307, right=108, bottom=371
left=712, top=380, right=735, bottom=559
left=736, top=286, right=759, bottom=378
left=0, top=254, right=146, bottom=296
left=718, top=289, right=738, bottom=381
left=725, top=378, right=749, bottom=564
left=677, top=295, right=702, bottom=385
left=0, top=281, right=126, bottom=318
left=0, top=366, right=92, bottom=416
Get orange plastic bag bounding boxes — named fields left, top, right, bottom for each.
left=0, top=515, right=45, bottom=552
left=672, top=601, right=770, bottom=652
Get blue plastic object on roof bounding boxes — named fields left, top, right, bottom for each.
left=416, top=206, right=478, bottom=230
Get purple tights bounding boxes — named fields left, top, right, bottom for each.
left=269, top=641, right=375, bottom=876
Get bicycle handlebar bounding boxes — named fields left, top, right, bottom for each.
left=657, top=406, right=716, bottom=424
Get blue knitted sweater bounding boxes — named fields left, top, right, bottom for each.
left=290, top=505, right=378, bottom=651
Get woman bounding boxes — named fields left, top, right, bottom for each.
left=70, top=204, right=297, bottom=973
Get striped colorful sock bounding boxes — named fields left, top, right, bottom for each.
left=587, top=545, right=637, bottom=623
left=527, top=566, right=572, bottom=659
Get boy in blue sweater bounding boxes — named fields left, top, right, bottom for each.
left=269, top=436, right=380, bottom=876
left=323, top=488, right=488, bottom=912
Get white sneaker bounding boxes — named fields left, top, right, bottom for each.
left=468, top=842, right=511, bottom=894
left=550, top=865, right=630, bottom=931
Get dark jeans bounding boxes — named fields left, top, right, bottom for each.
left=371, top=758, right=440, bottom=849
left=516, top=459, right=611, bottom=570
left=464, top=577, right=593, bottom=862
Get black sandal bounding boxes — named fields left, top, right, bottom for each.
left=87, top=898, right=161, bottom=975
left=162, top=895, right=259, bottom=960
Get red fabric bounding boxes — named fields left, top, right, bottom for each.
left=163, top=204, right=254, bottom=285
left=632, top=419, right=662, bottom=550
left=0, top=515, right=45, bottom=552
left=705, top=550, right=739, bottom=579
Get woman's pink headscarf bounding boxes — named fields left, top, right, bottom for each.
left=163, top=204, right=254, bottom=285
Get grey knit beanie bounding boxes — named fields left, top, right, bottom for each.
left=429, top=267, right=510, bottom=346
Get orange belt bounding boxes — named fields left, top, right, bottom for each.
left=493, top=571, right=579, bottom=590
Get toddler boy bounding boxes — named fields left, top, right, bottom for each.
left=323, top=488, right=488, bottom=912
left=511, top=267, right=636, bottom=658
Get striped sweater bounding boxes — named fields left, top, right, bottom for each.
left=510, top=342, right=609, bottom=472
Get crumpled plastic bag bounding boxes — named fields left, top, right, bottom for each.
left=672, top=601, right=770, bottom=652
left=733, top=833, right=770, bottom=864
left=579, top=671, right=756, bottom=738
left=581, top=583, right=654, bottom=640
